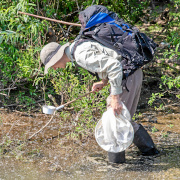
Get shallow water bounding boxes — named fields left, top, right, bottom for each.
left=0, top=107, right=180, bottom=180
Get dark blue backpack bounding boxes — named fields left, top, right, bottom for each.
left=72, top=5, right=158, bottom=79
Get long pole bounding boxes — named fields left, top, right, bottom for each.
left=18, top=11, right=82, bottom=27
left=28, top=91, right=93, bottom=140
left=62, top=91, right=93, bottom=107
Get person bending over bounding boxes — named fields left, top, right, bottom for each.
left=40, top=40, right=159, bottom=163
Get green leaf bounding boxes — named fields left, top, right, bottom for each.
left=175, top=43, right=179, bottom=52
left=27, top=3, right=36, bottom=6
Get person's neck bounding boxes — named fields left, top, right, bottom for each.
left=64, top=52, right=71, bottom=63
left=64, top=46, right=72, bottom=61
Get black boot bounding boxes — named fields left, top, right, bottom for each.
left=108, top=151, right=125, bottom=163
left=133, top=124, right=159, bottom=156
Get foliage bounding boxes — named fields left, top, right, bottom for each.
left=148, top=4, right=180, bottom=109
left=26, top=0, right=148, bottom=23
left=0, top=0, right=179, bottom=135
left=0, top=0, right=49, bottom=110
left=151, top=126, right=158, bottom=133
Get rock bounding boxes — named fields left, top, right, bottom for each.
left=148, top=117, right=158, bottom=123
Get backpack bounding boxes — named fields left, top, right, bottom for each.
left=72, top=5, right=158, bottom=79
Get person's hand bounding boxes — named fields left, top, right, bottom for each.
left=111, top=94, right=123, bottom=116
left=92, top=79, right=108, bottom=92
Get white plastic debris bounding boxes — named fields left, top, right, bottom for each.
left=160, top=42, right=170, bottom=48
left=95, top=103, right=134, bottom=153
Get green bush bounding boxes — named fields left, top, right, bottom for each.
left=0, top=0, right=179, bottom=134
left=148, top=6, right=180, bottom=109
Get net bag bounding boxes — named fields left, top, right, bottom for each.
left=95, top=103, right=134, bottom=152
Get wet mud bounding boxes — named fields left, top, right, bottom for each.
left=0, top=106, right=180, bottom=180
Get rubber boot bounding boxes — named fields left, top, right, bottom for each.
left=133, top=124, right=159, bottom=156
left=108, top=151, right=125, bottom=163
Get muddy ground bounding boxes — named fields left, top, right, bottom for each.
left=0, top=101, right=179, bottom=180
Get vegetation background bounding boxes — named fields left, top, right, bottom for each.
left=0, top=0, right=179, bottom=135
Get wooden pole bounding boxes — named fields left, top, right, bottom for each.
left=63, top=91, right=93, bottom=106
left=18, top=11, right=82, bottom=27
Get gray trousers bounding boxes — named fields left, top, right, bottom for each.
left=107, top=68, right=143, bottom=133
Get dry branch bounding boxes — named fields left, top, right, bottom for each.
left=28, top=112, right=55, bottom=140
left=0, top=87, right=17, bottom=91
left=18, top=11, right=82, bottom=27
left=0, top=93, right=8, bottom=97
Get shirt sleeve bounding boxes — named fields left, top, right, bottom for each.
left=73, top=41, right=123, bottom=95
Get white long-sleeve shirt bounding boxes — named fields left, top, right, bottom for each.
left=65, top=40, right=123, bottom=95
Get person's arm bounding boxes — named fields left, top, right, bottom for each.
left=111, top=94, right=123, bottom=116
left=74, top=42, right=123, bottom=115
left=92, top=80, right=123, bottom=115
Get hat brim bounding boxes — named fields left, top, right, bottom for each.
left=44, top=42, right=70, bottom=74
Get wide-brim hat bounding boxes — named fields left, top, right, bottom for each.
left=40, top=42, right=69, bottom=74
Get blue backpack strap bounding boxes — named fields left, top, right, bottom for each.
left=85, top=12, right=133, bottom=35
left=84, top=12, right=133, bottom=45
left=85, top=12, right=114, bottom=28
left=79, top=5, right=118, bottom=28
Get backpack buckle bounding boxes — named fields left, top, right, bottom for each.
left=94, top=27, right=100, bottom=34
left=114, top=43, right=119, bottom=48
left=114, top=42, right=123, bottom=50
left=114, top=42, right=122, bottom=48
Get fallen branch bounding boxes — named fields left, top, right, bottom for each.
left=48, top=94, right=59, bottom=107
left=18, top=11, right=82, bottom=27
left=28, top=112, right=55, bottom=140
left=4, top=99, right=44, bottom=107
left=0, top=93, right=8, bottom=97
left=0, top=87, right=17, bottom=91
left=3, top=122, right=29, bottom=126
left=163, top=102, right=180, bottom=108
left=0, top=119, right=20, bottom=146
